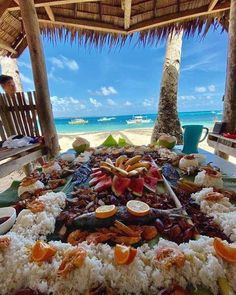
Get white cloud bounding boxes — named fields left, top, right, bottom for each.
left=51, top=96, right=86, bottom=116
left=48, top=67, right=67, bottom=83
left=208, top=84, right=216, bottom=92
left=89, top=86, right=118, bottom=96
left=182, top=53, right=219, bottom=72
left=49, top=55, right=79, bottom=71
left=20, top=73, right=33, bottom=84
left=179, top=95, right=196, bottom=101
left=51, top=96, right=85, bottom=109
left=195, top=86, right=206, bottom=93
left=18, top=61, right=31, bottom=69
left=124, top=101, right=132, bottom=106
left=89, top=97, right=102, bottom=108
left=107, top=98, right=117, bottom=106
left=143, top=98, right=154, bottom=107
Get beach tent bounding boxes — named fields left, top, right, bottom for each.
left=0, top=0, right=235, bottom=159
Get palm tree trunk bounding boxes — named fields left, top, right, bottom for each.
left=0, top=57, right=23, bottom=92
left=223, top=0, right=236, bottom=133
left=151, top=30, right=183, bottom=144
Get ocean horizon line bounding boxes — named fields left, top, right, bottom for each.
left=54, top=109, right=222, bottom=119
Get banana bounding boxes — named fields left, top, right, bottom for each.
left=115, top=155, right=127, bottom=167
left=126, top=161, right=151, bottom=172
left=128, top=170, right=139, bottom=177
left=125, top=155, right=142, bottom=166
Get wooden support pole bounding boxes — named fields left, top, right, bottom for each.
left=223, top=0, right=236, bottom=133
left=18, top=0, right=59, bottom=157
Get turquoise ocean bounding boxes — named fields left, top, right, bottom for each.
left=55, top=110, right=222, bottom=134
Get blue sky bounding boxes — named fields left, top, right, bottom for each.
left=18, top=27, right=228, bottom=118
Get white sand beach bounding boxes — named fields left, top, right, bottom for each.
left=0, top=128, right=235, bottom=193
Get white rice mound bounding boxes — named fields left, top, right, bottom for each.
left=194, top=170, right=223, bottom=188
left=18, top=180, right=45, bottom=197
left=11, top=192, right=66, bottom=240
left=191, top=188, right=236, bottom=241
left=0, top=234, right=234, bottom=294
left=1, top=191, right=236, bottom=294
left=179, top=236, right=226, bottom=295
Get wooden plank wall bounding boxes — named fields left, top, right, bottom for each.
left=0, top=91, right=41, bottom=140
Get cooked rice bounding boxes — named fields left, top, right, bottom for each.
left=192, top=188, right=236, bottom=242
left=1, top=191, right=235, bottom=294
left=194, top=170, right=223, bottom=188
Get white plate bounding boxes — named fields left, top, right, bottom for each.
left=0, top=207, right=16, bottom=235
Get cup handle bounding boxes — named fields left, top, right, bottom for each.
left=199, top=127, right=209, bottom=142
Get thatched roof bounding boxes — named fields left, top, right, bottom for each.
left=0, top=0, right=230, bottom=57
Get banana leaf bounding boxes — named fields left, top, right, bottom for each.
left=101, top=134, right=118, bottom=147
left=0, top=175, right=74, bottom=208
left=0, top=181, right=20, bottom=207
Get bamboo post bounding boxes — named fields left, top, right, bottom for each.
left=223, top=0, right=236, bottom=133
left=18, top=0, right=59, bottom=157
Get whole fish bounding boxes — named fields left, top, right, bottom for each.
left=71, top=206, right=184, bottom=230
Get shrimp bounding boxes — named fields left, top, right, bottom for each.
left=58, top=247, right=87, bottom=277
left=204, top=192, right=224, bottom=202
left=67, top=230, right=89, bottom=246
left=86, top=232, right=115, bottom=245
left=141, top=226, right=158, bottom=241
left=111, top=235, right=141, bottom=245
left=156, top=247, right=185, bottom=270
left=27, top=200, right=45, bottom=213
left=0, top=237, right=10, bottom=250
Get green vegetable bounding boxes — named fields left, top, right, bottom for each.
left=218, top=278, right=234, bottom=295
left=102, top=134, right=118, bottom=147
left=118, top=137, right=127, bottom=147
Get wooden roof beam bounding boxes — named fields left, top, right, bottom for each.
left=208, top=0, right=218, bottom=11
left=37, top=15, right=127, bottom=35
left=122, top=0, right=132, bottom=29
left=8, top=0, right=100, bottom=11
left=0, top=39, right=17, bottom=54
left=0, top=0, right=12, bottom=18
left=45, top=6, right=55, bottom=21
left=129, top=2, right=230, bottom=33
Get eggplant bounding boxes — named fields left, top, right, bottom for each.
left=162, top=163, right=180, bottom=186
left=71, top=206, right=184, bottom=230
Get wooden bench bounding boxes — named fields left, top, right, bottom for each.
left=0, top=91, right=47, bottom=178
left=207, top=132, right=236, bottom=158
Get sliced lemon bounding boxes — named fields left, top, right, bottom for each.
left=126, top=200, right=150, bottom=217
left=95, top=204, right=117, bottom=219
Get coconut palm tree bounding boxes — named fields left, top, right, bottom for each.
left=151, top=30, right=183, bottom=144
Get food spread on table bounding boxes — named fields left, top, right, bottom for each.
left=0, top=137, right=236, bottom=295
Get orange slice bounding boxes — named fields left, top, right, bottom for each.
left=95, top=205, right=117, bottom=219
left=125, top=247, right=137, bottom=265
left=213, top=237, right=236, bottom=263
left=114, top=244, right=130, bottom=265
left=31, top=240, right=57, bottom=262
left=126, top=200, right=150, bottom=217
left=114, top=244, right=137, bottom=265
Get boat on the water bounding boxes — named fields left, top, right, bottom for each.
left=68, top=118, right=88, bottom=125
left=126, top=115, right=152, bottom=124
left=97, top=117, right=116, bottom=122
